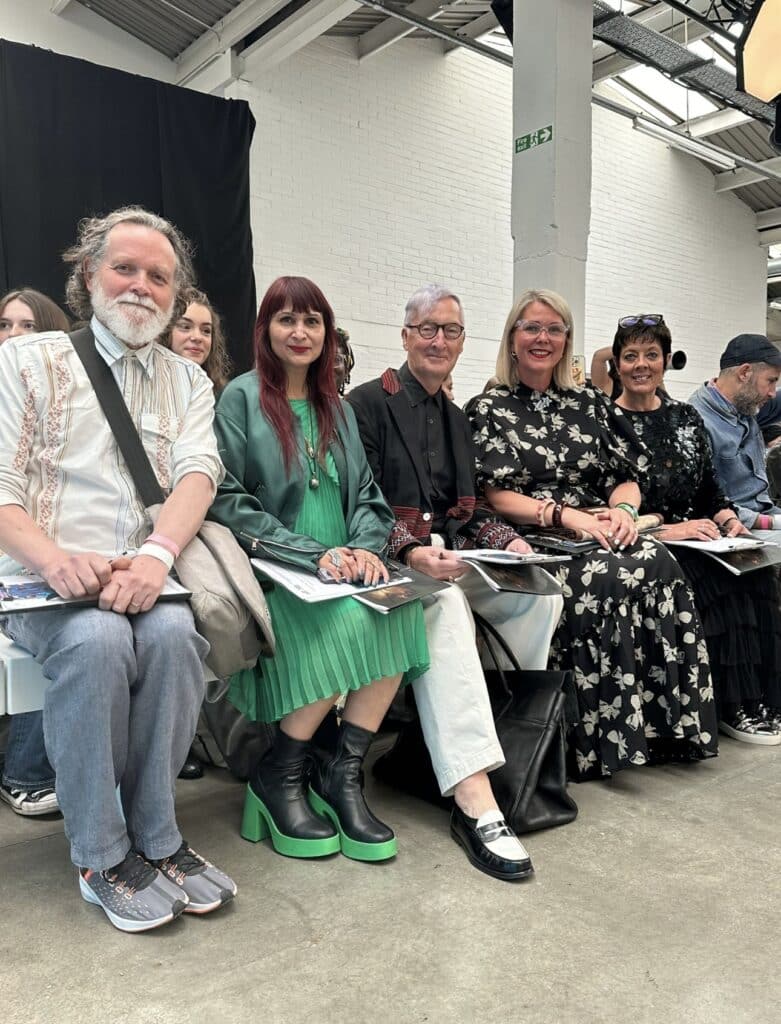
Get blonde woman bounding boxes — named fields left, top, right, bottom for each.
left=467, top=289, right=717, bottom=780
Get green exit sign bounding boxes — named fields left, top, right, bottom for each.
left=515, top=125, right=554, bottom=154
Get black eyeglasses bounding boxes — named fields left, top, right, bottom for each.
left=406, top=322, right=465, bottom=341
left=617, top=314, right=665, bottom=329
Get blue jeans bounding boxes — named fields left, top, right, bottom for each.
left=0, top=602, right=208, bottom=870
left=2, top=711, right=55, bottom=790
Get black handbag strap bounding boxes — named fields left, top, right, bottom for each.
left=472, top=612, right=519, bottom=717
left=69, top=326, right=165, bottom=506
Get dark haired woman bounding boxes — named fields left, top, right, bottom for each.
left=613, top=314, right=781, bottom=744
left=159, top=287, right=233, bottom=780
left=0, top=288, right=70, bottom=817
left=209, top=276, right=429, bottom=861
left=160, top=286, right=232, bottom=394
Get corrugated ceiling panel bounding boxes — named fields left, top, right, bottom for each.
left=76, top=0, right=242, bottom=59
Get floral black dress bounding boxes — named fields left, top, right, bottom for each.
left=469, top=382, right=717, bottom=780
left=623, top=396, right=781, bottom=712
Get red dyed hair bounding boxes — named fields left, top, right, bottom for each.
left=254, top=276, right=344, bottom=471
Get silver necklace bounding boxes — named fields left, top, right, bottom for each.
left=302, top=406, right=320, bottom=490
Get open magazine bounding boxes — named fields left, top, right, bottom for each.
left=459, top=551, right=565, bottom=596
left=250, top=557, right=447, bottom=613
left=663, top=535, right=781, bottom=576
left=0, top=574, right=191, bottom=614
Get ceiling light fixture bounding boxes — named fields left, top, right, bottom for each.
left=633, top=116, right=738, bottom=169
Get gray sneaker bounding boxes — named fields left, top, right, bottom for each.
left=0, top=783, right=60, bottom=817
left=150, top=841, right=237, bottom=914
left=79, top=850, right=188, bottom=933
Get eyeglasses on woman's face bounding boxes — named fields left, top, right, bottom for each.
left=514, top=320, right=569, bottom=340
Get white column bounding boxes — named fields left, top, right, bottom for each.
left=511, top=0, right=593, bottom=354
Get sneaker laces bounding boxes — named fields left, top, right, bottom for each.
left=101, top=850, right=157, bottom=894
left=155, top=841, right=206, bottom=877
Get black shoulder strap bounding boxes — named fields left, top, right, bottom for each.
left=69, top=326, right=165, bottom=506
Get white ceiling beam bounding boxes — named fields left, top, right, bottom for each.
left=50, top=0, right=75, bottom=12
left=180, top=49, right=242, bottom=95
left=175, top=0, right=291, bottom=85
left=757, top=207, right=781, bottom=231
left=759, top=226, right=781, bottom=246
left=442, top=11, right=499, bottom=55
left=359, top=0, right=443, bottom=61
left=242, top=0, right=360, bottom=74
left=715, top=156, right=781, bottom=192
left=593, top=20, right=711, bottom=83
left=683, top=106, right=752, bottom=138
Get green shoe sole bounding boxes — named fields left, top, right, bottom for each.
left=308, top=788, right=398, bottom=862
left=240, top=785, right=340, bottom=858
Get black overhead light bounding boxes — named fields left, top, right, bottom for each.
left=735, top=0, right=781, bottom=147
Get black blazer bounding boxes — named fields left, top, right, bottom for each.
left=348, top=367, right=518, bottom=558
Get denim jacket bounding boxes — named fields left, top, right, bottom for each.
left=688, top=382, right=781, bottom=527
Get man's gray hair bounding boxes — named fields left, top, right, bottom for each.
left=63, top=206, right=195, bottom=319
left=404, top=284, right=464, bottom=326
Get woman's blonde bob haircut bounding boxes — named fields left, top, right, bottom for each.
left=495, top=288, right=575, bottom=390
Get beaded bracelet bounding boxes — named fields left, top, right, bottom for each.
left=552, top=502, right=565, bottom=528
left=615, top=502, right=639, bottom=522
left=536, top=498, right=555, bottom=528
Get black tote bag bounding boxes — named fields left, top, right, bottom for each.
left=373, top=614, right=577, bottom=834
left=474, top=615, right=577, bottom=834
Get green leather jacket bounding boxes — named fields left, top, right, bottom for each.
left=208, top=371, right=393, bottom=572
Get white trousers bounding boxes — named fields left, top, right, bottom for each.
left=411, top=572, right=563, bottom=797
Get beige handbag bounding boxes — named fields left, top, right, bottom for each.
left=150, top=508, right=275, bottom=678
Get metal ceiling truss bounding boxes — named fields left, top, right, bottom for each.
left=592, top=0, right=774, bottom=126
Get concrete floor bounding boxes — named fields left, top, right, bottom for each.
left=1, top=738, right=780, bottom=1024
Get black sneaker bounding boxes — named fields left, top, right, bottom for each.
left=0, top=783, right=60, bottom=817
left=719, top=707, right=781, bottom=746
left=759, top=704, right=781, bottom=734
left=79, top=850, right=187, bottom=933
left=150, top=841, right=237, bottom=914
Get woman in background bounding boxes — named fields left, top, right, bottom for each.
left=0, top=288, right=70, bottom=818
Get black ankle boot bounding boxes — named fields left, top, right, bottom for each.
left=241, top=729, right=339, bottom=858
left=309, top=721, right=397, bottom=862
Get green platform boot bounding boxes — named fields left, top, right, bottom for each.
left=309, top=721, right=397, bottom=862
left=241, top=729, right=339, bottom=858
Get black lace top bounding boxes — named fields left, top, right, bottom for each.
left=620, top=397, right=734, bottom=522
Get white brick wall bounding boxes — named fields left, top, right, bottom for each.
left=243, top=37, right=766, bottom=404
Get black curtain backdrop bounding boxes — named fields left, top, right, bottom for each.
left=0, top=39, right=256, bottom=373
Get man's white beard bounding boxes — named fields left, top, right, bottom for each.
left=91, top=281, right=172, bottom=348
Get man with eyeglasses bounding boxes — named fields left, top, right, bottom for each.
left=348, top=284, right=563, bottom=883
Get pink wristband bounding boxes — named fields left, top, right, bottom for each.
left=147, top=532, right=181, bottom=558
left=760, top=515, right=771, bottom=531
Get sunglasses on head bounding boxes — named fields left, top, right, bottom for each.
left=617, top=314, right=665, bottom=329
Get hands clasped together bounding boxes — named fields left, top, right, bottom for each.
left=317, top=546, right=390, bottom=586
left=39, top=550, right=169, bottom=614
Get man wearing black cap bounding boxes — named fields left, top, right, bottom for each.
left=689, top=334, right=781, bottom=530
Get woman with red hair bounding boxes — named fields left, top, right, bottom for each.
left=209, top=276, right=429, bottom=863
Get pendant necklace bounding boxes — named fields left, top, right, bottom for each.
left=303, top=406, right=320, bottom=490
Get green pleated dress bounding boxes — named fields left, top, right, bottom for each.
left=228, top=400, right=430, bottom=723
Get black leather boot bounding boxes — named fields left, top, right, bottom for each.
left=241, top=729, right=339, bottom=858
left=309, top=721, right=397, bottom=862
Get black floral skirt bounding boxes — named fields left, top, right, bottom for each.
left=547, top=537, right=718, bottom=780
left=673, top=549, right=781, bottom=711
